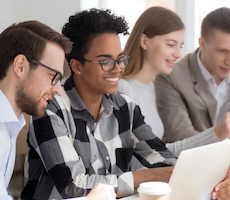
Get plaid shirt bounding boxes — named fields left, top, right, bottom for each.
left=21, top=76, right=176, bottom=200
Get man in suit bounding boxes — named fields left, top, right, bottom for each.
left=155, top=7, right=230, bottom=145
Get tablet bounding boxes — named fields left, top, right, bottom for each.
left=169, top=140, right=230, bottom=200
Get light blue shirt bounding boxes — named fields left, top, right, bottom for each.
left=0, top=90, right=25, bottom=200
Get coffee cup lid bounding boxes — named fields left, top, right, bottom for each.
left=137, top=182, right=171, bottom=195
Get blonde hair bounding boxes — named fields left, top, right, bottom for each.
left=123, top=6, right=184, bottom=79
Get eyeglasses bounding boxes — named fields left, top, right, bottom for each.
left=27, top=59, right=63, bottom=86
left=82, top=55, right=130, bottom=72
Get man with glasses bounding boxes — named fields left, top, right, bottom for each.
left=0, top=20, right=71, bottom=200
left=21, top=9, right=176, bottom=200
left=0, top=21, right=116, bottom=200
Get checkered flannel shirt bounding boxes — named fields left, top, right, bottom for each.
left=21, top=76, right=176, bottom=200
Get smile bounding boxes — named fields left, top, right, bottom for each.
left=105, top=77, right=119, bottom=82
left=43, top=96, right=50, bottom=101
left=166, top=60, right=175, bottom=64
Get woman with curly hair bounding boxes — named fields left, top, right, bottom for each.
left=22, top=8, right=176, bottom=200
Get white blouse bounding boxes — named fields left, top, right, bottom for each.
left=118, top=78, right=164, bottom=140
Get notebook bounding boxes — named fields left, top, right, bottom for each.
left=169, top=140, right=230, bottom=200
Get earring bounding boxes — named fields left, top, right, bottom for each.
left=78, top=71, right=81, bottom=74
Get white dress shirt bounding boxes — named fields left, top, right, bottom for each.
left=197, top=50, right=230, bottom=124
left=0, top=90, right=25, bottom=200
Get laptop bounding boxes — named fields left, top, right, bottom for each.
left=169, top=140, right=230, bottom=200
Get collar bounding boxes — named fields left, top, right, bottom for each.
left=63, top=76, right=119, bottom=115
left=0, top=89, right=25, bottom=127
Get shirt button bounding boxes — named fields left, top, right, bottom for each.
left=106, top=156, right=110, bottom=160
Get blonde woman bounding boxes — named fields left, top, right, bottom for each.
left=118, top=7, right=226, bottom=157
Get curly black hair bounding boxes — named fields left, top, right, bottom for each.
left=62, top=8, right=129, bottom=64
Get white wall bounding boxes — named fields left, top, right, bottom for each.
left=0, top=0, right=176, bottom=50
left=176, top=0, right=195, bottom=57
left=0, top=0, right=82, bottom=33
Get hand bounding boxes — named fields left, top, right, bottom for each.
left=211, top=166, right=230, bottom=200
left=133, top=166, right=174, bottom=189
left=214, top=112, right=230, bottom=141
left=86, top=183, right=116, bottom=200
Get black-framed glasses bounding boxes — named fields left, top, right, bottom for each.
left=27, top=59, right=63, bottom=86
left=82, top=55, right=130, bottom=72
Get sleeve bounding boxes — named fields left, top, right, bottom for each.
left=0, top=172, right=13, bottom=200
left=155, top=73, right=199, bottom=143
left=130, top=103, right=177, bottom=167
left=28, top=99, right=134, bottom=198
left=166, top=127, right=219, bottom=157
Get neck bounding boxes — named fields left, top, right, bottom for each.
left=134, top=61, right=157, bottom=84
left=73, top=76, right=102, bottom=121
left=0, top=79, right=21, bottom=118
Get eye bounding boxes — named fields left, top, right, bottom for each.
left=218, top=49, right=228, bottom=53
left=167, top=44, right=175, bottom=47
left=50, top=73, right=56, bottom=78
left=100, top=59, right=112, bottom=65
left=118, top=56, right=125, bottom=62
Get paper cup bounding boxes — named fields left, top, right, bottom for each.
left=138, top=182, right=171, bottom=200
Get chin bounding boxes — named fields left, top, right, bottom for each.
left=105, top=89, right=117, bottom=94
left=162, top=70, right=172, bottom=75
left=36, top=111, right=46, bottom=117
left=32, top=106, right=46, bottom=117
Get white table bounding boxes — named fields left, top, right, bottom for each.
left=120, top=194, right=139, bottom=200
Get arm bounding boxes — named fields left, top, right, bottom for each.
left=166, top=127, right=219, bottom=157
left=58, top=184, right=116, bottom=200
left=166, top=112, right=230, bottom=157
left=85, top=184, right=116, bottom=200
left=0, top=128, right=14, bottom=200
left=0, top=172, right=13, bottom=200
left=132, top=166, right=174, bottom=189
left=129, top=102, right=176, bottom=189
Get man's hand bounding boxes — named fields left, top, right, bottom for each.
left=214, top=112, right=230, bottom=141
left=211, top=166, right=230, bottom=200
left=86, top=183, right=116, bottom=200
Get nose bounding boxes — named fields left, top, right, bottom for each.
left=224, top=55, right=230, bottom=66
left=111, top=61, right=122, bottom=73
left=174, top=47, right=182, bottom=59
left=51, top=81, right=62, bottom=95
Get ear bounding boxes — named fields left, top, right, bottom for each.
left=13, top=54, right=28, bottom=78
left=70, top=59, right=83, bottom=75
left=140, top=34, right=148, bottom=50
left=199, top=37, right=206, bottom=52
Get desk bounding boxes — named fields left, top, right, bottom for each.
left=120, top=194, right=139, bottom=200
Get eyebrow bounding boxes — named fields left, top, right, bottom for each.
left=166, top=39, right=184, bottom=45
left=96, top=52, right=124, bottom=58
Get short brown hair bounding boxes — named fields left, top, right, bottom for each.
left=201, top=7, right=230, bottom=41
left=0, top=20, right=72, bottom=80
left=123, top=6, right=184, bottom=79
